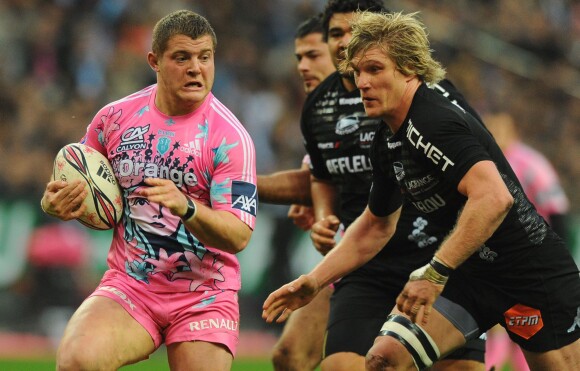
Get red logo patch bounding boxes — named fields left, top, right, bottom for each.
left=504, top=304, right=543, bottom=339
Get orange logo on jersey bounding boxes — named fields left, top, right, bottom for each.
left=504, top=304, right=543, bottom=339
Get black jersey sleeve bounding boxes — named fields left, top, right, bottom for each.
left=431, top=79, right=484, bottom=125
left=300, top=81, right=332, bottom=181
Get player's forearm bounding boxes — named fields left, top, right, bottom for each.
left=436, top=193, right=512, bottom=269
left=257, top=169, right=311, bottom=205
left=311, top=176, right=337, bottom=221
left=310, top=207, right=398, bottom=287
left=183, top=205, right=252, bottom=254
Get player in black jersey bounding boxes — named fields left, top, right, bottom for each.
left=264, top=1, right=485, bottom=370
left=265, top=10, right=580, bottom=370
left=258, top=15, right=336, bottom=371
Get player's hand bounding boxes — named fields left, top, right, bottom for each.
left=288, top=204, right=314, bottom=231
left=41, top=179, right=88, bottom=220
left=262, top=274, right=320, bottom=323
left=310, top=215, right=340, bottom=255
left=396, top=279, right=444, bottom=326
left=139, top=178, right=188, bottom=217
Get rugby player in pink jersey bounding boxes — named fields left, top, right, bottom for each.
left=485, top=112, right=569, bottom=236
left=484, top=111, right=571, bottom=371
left=40, top=10, right=257, bottom=370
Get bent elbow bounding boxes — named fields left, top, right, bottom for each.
left=503, top=192, right=514, bottom=212
left=227, top=231, right=252, bottom=254
left=494, top=190, right=513, bottom=216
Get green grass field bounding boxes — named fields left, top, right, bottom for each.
left=0, top=356, right=273, bottom=371
left=0, top=356, right=519, bottom=371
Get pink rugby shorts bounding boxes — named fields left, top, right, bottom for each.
left=89, top=269, right=240, bottom=355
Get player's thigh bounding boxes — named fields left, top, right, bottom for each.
left=322, top=282, right=394, bottom=371
left=274, top=284, right=333, bottom=356
left=434, top=336, right=486, bottom=370
left=167, top=341, right=233, bottom=371
left=58, top=296, right=155, bottom=366
left=521, top=337, right=580, bottom=370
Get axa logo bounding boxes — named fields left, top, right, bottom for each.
left=231, top=181, right=257, bottom=216
left=504, top=304, right=543, bottom=339
left=117, top=125, right=150, bottom=152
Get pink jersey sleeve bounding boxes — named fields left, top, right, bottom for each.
left=506, top=142, right=569, bottom=221
left=204, top=97, right=257, bottom=229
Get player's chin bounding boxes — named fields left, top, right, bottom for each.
left=181, top=88, right=209, bottom=101
left=362, top=101, right=381, bottom=117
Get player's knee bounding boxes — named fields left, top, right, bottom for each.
left=56, top=339, right=118, bottom=371
left=272, top=339, right=320, bottom=371
left=271, top=342, right=293, bottom=370
left=367, top=314, right=442, bottom=371
left=272, top=341, right=304, bottom=371
left=366, top=338, right=408, bottom=371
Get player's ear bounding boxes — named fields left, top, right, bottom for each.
left=147, top=52, right=160, bottom=72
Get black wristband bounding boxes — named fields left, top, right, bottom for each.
left=181, top=198, right=196, bottom=221
left=429, top=258, right=452, bottom=277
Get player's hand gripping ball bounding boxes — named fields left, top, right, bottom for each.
left=52, top=143, right=123, bottom=230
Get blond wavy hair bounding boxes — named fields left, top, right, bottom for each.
left=341, top=11, right=446, bottom=84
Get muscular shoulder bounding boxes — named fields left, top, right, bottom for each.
left=408, top=84, right=472, bottom=138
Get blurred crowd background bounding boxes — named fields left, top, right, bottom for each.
left=0, top=0, right=579, bottom=359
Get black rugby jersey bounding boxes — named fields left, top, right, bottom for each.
left=302, top=71, right=380, bottom=226
left=369, top=83, right=549, bottom=265
left=301, top=73, right=478, bottom=275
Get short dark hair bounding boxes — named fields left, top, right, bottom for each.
left=152, top=10, right=217, bottom=56
left=321, top=0, right=389, bottom=41
left=294, top=14, right=325, bottom=39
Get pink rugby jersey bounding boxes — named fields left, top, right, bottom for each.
left=81, top=85, right=257, bottom=293
left=505, top=141, right=569, bottom=222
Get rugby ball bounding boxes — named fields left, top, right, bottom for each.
left=52, top=143, right=123, bottom=230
